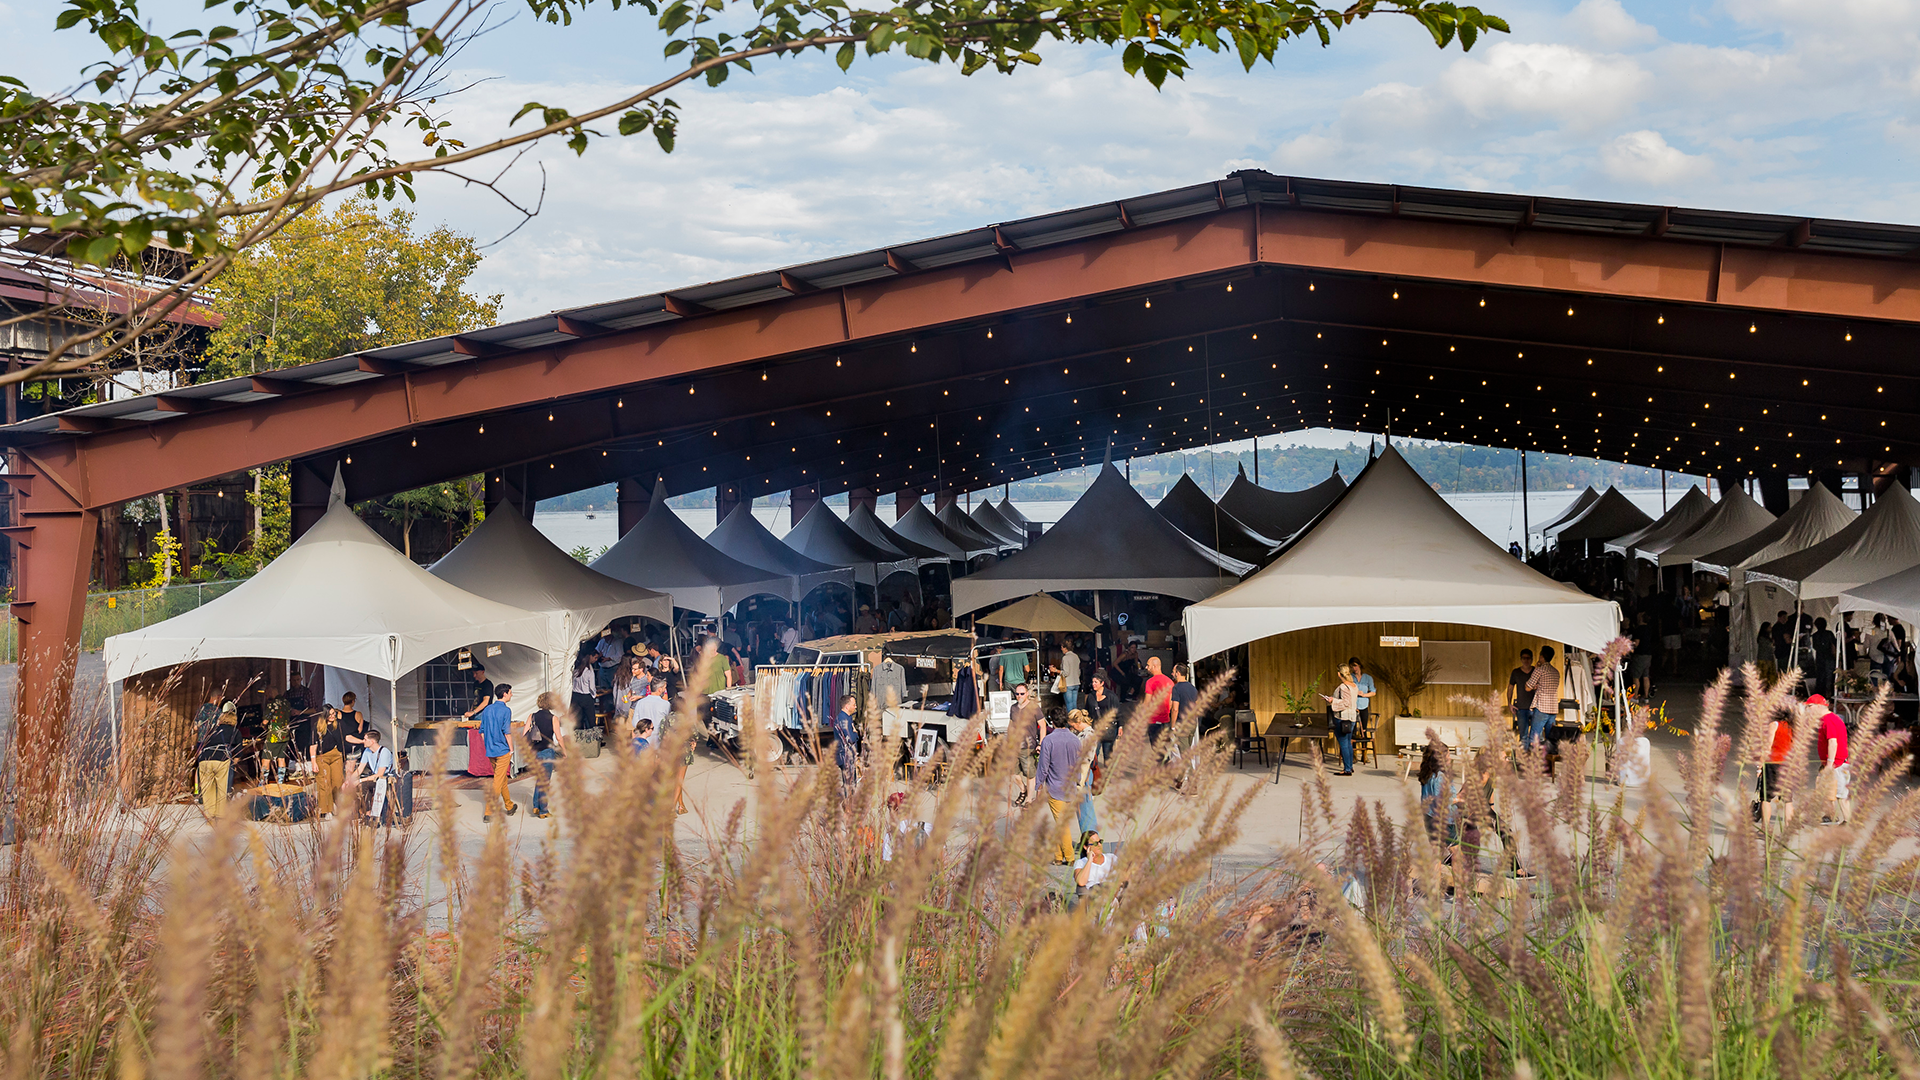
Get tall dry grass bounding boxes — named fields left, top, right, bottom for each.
left=0, top=657, right=1917, bottom=1078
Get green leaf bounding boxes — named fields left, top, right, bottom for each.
left=835, top=42, right=855, bottom=71
left=618, top=109, right=653, bottom=135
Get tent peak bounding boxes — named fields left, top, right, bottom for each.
left=329, top=462, right=346, bottom=511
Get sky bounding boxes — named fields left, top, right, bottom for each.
left=10, top=0, right=1920, bottom=323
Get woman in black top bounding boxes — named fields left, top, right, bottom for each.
left=309, top=705, right=347, bottom=819
left=197, top=703, right=240, bottom=819
left=529, top=691, right=564, bottom=819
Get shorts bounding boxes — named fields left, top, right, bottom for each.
left=1661, top=635, right=1682, bottom=651
left=1757, top=763, right=1784, bottom=802
left=1018, top=750, right=1038, bottom=779
left=1628, top=654, right=1652, bottom=680
left=1827, top=763, right=1851, bottom=801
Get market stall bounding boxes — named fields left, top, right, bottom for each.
left=1185, top=447, right=1621, bottom=752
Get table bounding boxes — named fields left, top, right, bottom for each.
left=1268, top=721, right=1335, bottom=779
left=1835, top=693, right=1919, bottom=726
left=1391, top=715, right=1490, bottom=753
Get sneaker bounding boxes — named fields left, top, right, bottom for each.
left=506, top=804, right=519, bottom=817
left=482, top=814, right=491, bottom=823
left=534, top=810, right=551, bottom=819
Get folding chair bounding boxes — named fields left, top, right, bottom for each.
left=1231, top=709, right=1267, bottom=769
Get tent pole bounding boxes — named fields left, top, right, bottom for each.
left=1519, top=449, right=1530, bottom=557
left=1788, top=597, right=1803, bottom=682
left=1661, top=470, right=1668, bottom=511
left=389, top=677, right=399, bottom=750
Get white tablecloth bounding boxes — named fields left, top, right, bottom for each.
left=1392, top=715, right=1489, bottom=750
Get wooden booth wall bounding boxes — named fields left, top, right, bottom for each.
left=1248, top=623, right=1564, bottom=723
left=118, top=658, right=315, bottom=806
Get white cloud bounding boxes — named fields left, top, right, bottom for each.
left=1564, top=0, right=1658, bottom=50
left=1598, top=130, right=1711, bottom=185
left=1439, top=42, right=1650, bottom=130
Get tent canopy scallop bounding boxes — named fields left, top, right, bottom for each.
left=1184, top=447, right=1620, bottom=659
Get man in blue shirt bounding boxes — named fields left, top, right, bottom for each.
left=478, top=682, right=518, bottom=821
left=1036, top=712, right=1083, bottom=864
left=1349, top=658, right=1377, bottom=738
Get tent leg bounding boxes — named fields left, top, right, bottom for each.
left=389, top=678, right=400, bottom=751
left=1788, top=598, right=1802, bottom=681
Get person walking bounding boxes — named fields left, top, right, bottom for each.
left=1051, top=639, right=1082, bottom=714
left=479, top=683, right=518, bottom=821
left=1068, top=709, right=1100, bottom=834
left=1036, top=712, right=1082, bottom=864
left=1142, top=655, right=1175, bottom=749
left=1505, top=649, right=1535, bottom=738
left=1758, top=707, right=1794, bottom=833
left=1321, top=667, right=1359, bottom=776
left=1012, top=682, right=1043, bottom=807
left=309, top=704, right=347, bottom=820
left=1810, top=694, right=1851, bottom=824
left=831, top=693, right=863, bottom=798
left=527, top=691, right=565, bottom=820
left=1088, top=673, right=1118, bottom=758
left=1811, top=618, right=1838, bottom=699
left=1524, top=646, right=1562, bottom=750
left=1169, top=663, right=1200, bottom=729
left=197, top=703, right=240, bottom=819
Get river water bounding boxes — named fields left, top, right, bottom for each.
left=531, top=488, right=1688, bottom=555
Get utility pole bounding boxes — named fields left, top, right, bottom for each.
left=1520, top=449, right=1530, bottom=557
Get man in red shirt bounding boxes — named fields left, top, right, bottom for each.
left=1142, top=655, right=1175, bottom=748
left=1808, top=694, right=1851, bottom=825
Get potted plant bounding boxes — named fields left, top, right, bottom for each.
left=1373, top=654, right=1440, bottom=723
left=1275, top=675, right=1322, bottom=726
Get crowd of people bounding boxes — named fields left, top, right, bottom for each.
left=191, top=684, right=396, bottom=824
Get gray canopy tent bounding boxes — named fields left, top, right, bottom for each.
left=939, top=502, right=1014, bottom=553
left=845, top=503, right=950, bottom=561
left=1605, top=486, right=1713, bottom=560
left=591, top=480, right=792, bottom=616
left=1217, top=464, right=1346, bottom=543
left=707, top=502, right=855, bottom=601
left=997, top=498, right=1036, bottom=534
left=1154, top=473, right=1277, bottom=566
left=951, top=460, right=1251, bottom=615
left=1653, top=484, right=1775, bottom=569
left=972, top=501, right=1029, bottom=547
left=892, top=499, right=977, bottom=560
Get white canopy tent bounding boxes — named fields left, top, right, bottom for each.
left=1837, top=563, right=1920, bottom=627
left=1604, top=486, right=1712, bottom=560
left=1746, top=483, right=1920, bottom=601
left=430, top=504, right=675, bottom=717
left=105, top=471, right=559, bottom=742
left=1185, top=447, right=1621, bottom=659
left=1694, top=483, right=1856, bottom=671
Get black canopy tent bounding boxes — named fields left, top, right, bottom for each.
left=1154, top=473, right=1278, bottom=566
left=1216, top=465, right=1346, bottom=543
left=1548, top=487, right=1654, bottom=545
left=707, top=502, right=854, bottom=600
left=592, top=480, right=791, bottom=615
left=997, top=499, right=1035, bottom=532
left=1537, top=487, right=1601, bottom=535
left=784, top=501, right=917, bottom=586
left=950, top=460, right=1252, bottom=615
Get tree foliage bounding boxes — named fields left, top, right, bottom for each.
left=202, top=196, right=501, bottom=378
left=0, top=0, right=1506, bottom=384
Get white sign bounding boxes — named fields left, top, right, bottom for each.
left=1380, top=635, right=1421, bottom=648
left=486, top=644, right=503, bottom=658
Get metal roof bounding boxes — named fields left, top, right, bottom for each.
left=11, top=169, right=1920, bottom=438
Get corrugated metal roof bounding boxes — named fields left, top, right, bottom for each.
left=9, top=170, right=1919, bottom=437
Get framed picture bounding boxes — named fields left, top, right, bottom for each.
left=912, top=728, right=941, bottom=764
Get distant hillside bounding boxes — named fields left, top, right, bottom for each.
left=537, top=443, right=1702, bottom=510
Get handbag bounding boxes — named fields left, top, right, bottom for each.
left=1089, top=754, right=1106, bottom=796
